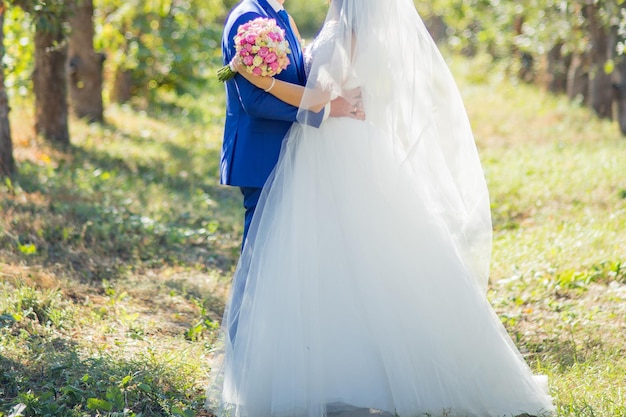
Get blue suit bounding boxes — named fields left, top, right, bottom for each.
left=220, top=0, right=326, bottom=188
left=220, top=0, right=324, bottom=246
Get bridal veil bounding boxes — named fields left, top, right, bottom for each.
left=298, top=0, right=492, bottom=292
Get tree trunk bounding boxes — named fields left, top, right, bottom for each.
left=513, top=15, right=535, bottom=83
left=67, top=0, right=104, bottom=123
left=0, top=1, right=15, bottom=177
left=546, top=42, right=570, bottom=94
left=34, top=20, right=69, bottom=145
left=585, top=3, right=613, bottom=120
left=567, top=53, right=589, bottom=103
left=112, top=67, right=132, bottom=104
left=612, top=58, right=626, bottom=136
left=424, top=14, right=447, bottom=44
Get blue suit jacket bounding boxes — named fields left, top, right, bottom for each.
left=220, top=0, right=324, bottom=188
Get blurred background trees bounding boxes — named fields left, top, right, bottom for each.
left=415, top=0, right=626, bottom=134
left=1, top=0, right=626, bottom=178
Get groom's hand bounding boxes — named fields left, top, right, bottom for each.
left=330, top=88, right=365, bottom=120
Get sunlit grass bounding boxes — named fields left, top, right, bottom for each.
left=1, top=85, right=235, bottom=416
left=452, top=56, right=626, bottom=415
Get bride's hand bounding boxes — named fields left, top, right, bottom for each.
left=230, top=57, right=243, bottom=74
left=330, top=88, right=366, bottom=120
left=230, top=57, right=276, bottom=92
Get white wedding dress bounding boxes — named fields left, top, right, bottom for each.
left=208, top=1, right=554, bottom=416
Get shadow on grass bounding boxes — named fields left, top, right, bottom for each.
left=0, top=330, right=204, bottom=416
left=164, top=277, right=227, bottom=321
left=1, top=114, right=242, bottom=285
left=524, top=334, right=608, bottom=372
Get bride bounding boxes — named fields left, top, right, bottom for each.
left=207, top=1, right=555, bottom=416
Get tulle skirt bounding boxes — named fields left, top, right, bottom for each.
left=207, top=118, right=554, bottom=417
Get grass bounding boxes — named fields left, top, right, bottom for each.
left=1, top=57, right=626, bottom=416
left=1, top=80, right=237, bottom=416
left=453, top=57, right=626, bottom=415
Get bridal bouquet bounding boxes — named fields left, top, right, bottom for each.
left=217, top=17, right=291, bottom=82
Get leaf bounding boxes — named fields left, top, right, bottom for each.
left=120, top=374, right=132, bottom=387
left=17, top=243, right=37, bottom=255
left=4, top=176, right=13, bottom=192
left=86, top=398, right=112, bottom=412
left=604, top=59, right=615, bottom=75
left=138, top=383, right=152, bottom=392
left=106, top=386, right=125, bottom=408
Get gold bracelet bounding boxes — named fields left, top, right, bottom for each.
left=264, top=78, right=276, bottom=93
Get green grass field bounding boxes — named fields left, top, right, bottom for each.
left=1, top=58, right=625, bottom=416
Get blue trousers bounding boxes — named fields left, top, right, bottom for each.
left=229, top=186, right=263, bottom=342
left=240, top=186, right=263, bottom=250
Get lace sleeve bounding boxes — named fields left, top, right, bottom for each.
left=303, top=22, right=343, bottom=79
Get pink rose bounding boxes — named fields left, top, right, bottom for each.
left=226, top=18, right=292, bottom=81
left=264, top=52, right=277, bottom=63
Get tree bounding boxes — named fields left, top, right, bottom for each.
left=417, top=0, right=626, bottom=135
left=585, top=2, right=614, bottom=119
left=33, top=3, right=69, bottom=144
left=613, top=59, right=626, bottom=134
left=67, top=0, right=104, bottom=122
left=0, top=0, right=15, bottom=177
left=9, top=0, right=70, bottom=144
left=97, top=0, right=226, bottom=102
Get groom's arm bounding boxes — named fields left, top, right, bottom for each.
left=234, top=78, right=325, bottom=127
left=234, top=77, right=297, bottom=122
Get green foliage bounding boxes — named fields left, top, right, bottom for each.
left=285, top=0, right=328, bottom=39
left=10, top=0, right=68, bottom=35
left=3, top=1, right=229, bottom=102
left=186, top=299, right=220, bottom=342
left=95, top=0, right=227, bottom=98
left=418, top=0, right=626, bottom=75
left=4, top=0, right=69, bottom=102
left=3, top=6, right=33, bottom=99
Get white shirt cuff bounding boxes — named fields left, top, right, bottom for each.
left=322, top=102, right=331, bottom=122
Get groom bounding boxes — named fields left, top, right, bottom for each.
left=220, top=0, right=359, bottom=248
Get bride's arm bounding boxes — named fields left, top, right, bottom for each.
left=232, top=60, right=330, bottom=112
left=232, top=60, right=364, bottom=119
left=232, top=19, right=364, bottom=118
